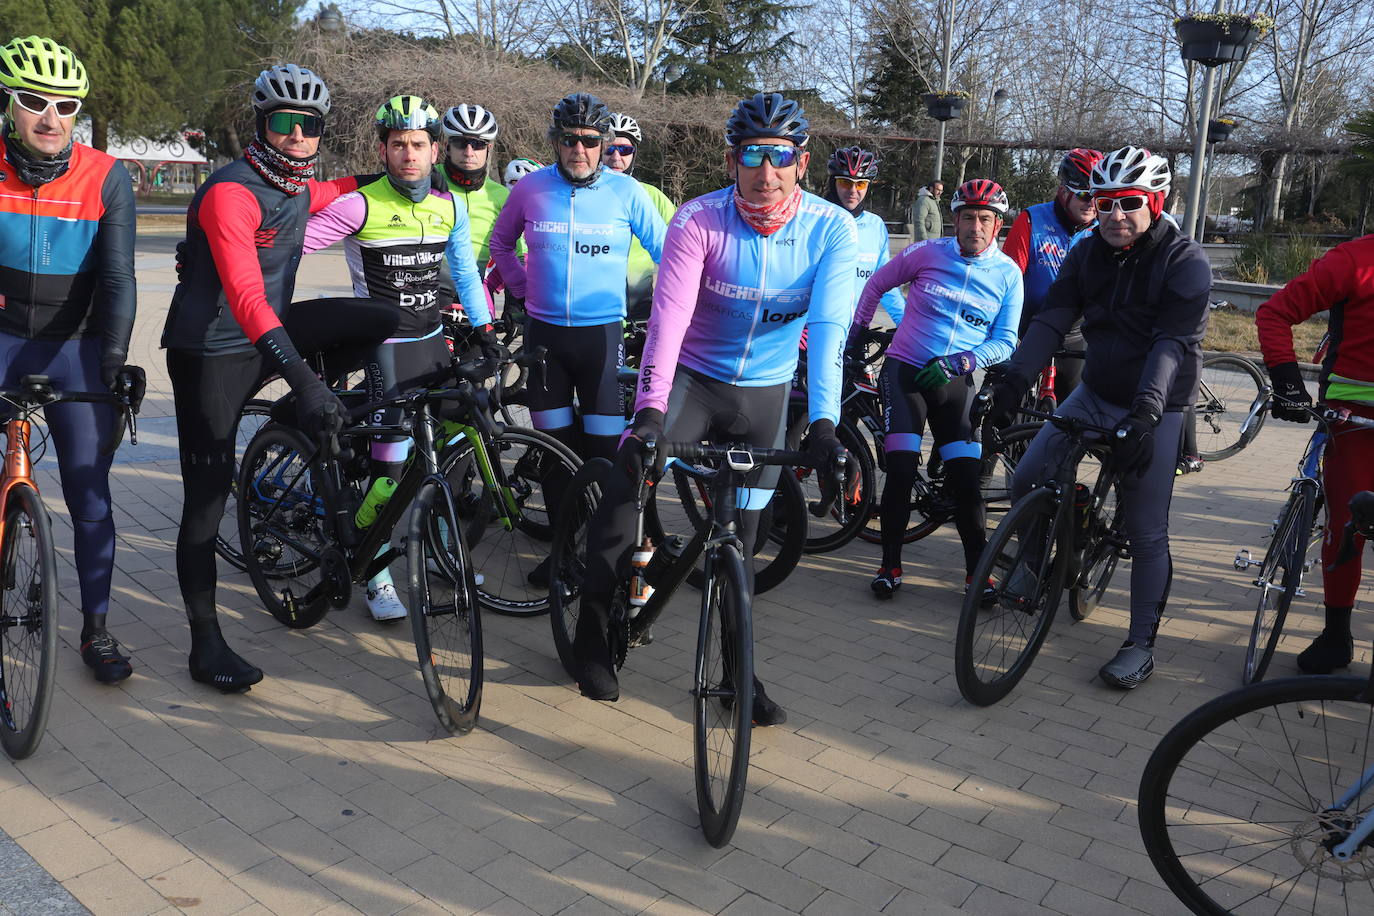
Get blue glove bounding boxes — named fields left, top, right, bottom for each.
left=914, top=351, right=977, bottom=391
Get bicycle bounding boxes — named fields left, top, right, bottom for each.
left=237, top=362, right=493, bottom=733
left=1232, top=404, right=1374, bottom=684
left=547, top=441, right=847, bottom=847
left=0, top=371, right=143, bottom=760
left=1192, top=353, right=1270, bottom=462
left=954, top=400, right=1127, bottom=706
left=1139, top=492, right=1374, bottom=915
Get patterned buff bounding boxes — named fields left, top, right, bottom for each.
left=733, top=184, right=802, bottom=236
left=244, top=137, right=317, bottom=195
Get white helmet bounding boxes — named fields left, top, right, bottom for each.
left=443, top=104, right=498, bottom=141
left=608, top=113, right=642, bottom=144
left=503, top=157, right=541, bottom=188
left=253, top=64, right=330, bottom=116
left=1092, top=146, right=1171, bottom=194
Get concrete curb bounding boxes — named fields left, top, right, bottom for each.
left=0, top=828, right=88, bottom=914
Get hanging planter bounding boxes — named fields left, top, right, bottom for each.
left=1174, top=13, right=1273, bottom=66
left=1207, top=117, right=1236, bottom=143
left=923, top=91, right=968, bottom=122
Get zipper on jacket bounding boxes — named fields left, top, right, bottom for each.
left=566, top=187, right=576, bottom=325
left=28, top=188, right=40, bottom=337
left=736, top=236, right=769, bottom=384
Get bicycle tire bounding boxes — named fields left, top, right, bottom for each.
left=443, top=426, right=581, bottom=616
left=1196, top=354, right=1267, bottom=462
left=954, top=487, right=1068, bottom=706
left=1243, top=480, right=1320, bottom=684
left=0, top=484, right=58, bottom=760
left=799, top=417, right=876, bottom=554
left=409, top=479, right=483, bottom=734
left=548, top=459, right=610, bottom=680
left=1068, top=457, right=1125, bottom=622
left=651, top=464, right=806, bottom=595
left=1137, top=675, right=1374, bottom=915
left=216, top=400, right=277, bottom=571
left=237, top=423, right=334, bottom=629
left=694, top=542, right=753, bottom=848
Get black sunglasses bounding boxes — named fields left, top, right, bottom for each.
left=559, top=133, right=603, bottom=149
left=451, top=137, right=489, bottom=150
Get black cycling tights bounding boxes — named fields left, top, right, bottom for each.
left=168, top=298, right=396, bottom=649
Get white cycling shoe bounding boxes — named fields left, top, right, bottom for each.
left=366, top=583, right=408, bottom=621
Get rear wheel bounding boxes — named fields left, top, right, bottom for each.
left=954, top=487, right=1068, bottom=706
left=1243, top=481, right=1320, bottom=684
left=217, top=399, right=276, bottom=571
left=694, top=543, right=753, bottom=848
left=0, top=484, right=58, bottom=760
left=1068, top=454, right=1124, bottom=622
left=1195, top=354, right=1267, bottom=462
left=409, top=480, right=483, bottom=734
left=794, top=416, right=875, bottom=554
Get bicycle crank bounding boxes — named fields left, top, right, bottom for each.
left=321, top=546, right=352, bottom=609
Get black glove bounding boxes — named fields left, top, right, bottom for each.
left=100, top=350, right=127, bottom=390
left=980, top=365, right=1028, bottom=430
left=113, top=365, right=147, bottom=414
left=1111, top=405, right=1160, bottom=477
left=474, top=323, right=504, bottom=361
left=503, top=294, right=526, bottom=323
left=615, top=407, right=664, bottom=482
left=805, top=418, right=848, bottom=511
left=258, top=328, right=347, bottom=441
left=174, top=239, right=190, bottom=283
left=1268, top=361, right=1312, bottom=423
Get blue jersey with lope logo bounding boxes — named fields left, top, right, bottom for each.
left=853, top=236, right=1022, bottom=370
left=489, top=165, right=666, bottom=326
left=853, top=210, right=904, bottom=323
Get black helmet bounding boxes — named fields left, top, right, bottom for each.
left=725, top=92, right=809, bottom=147
left=550, top=92, right=613, bottom=136
left=828, top=146, right=878, bottom=179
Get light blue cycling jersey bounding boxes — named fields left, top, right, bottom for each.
left=637, top=187, right=858, bottom=425
left=489, top=165, right=666, bottom=326
left=854, top=210, right=904, bottom=323
left=853, top=236, right=1022, bottom=371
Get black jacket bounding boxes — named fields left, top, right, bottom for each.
left=1008, top=217, right=1212, bottom=414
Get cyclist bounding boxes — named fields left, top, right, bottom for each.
left=0, top=36, right=137, bottom=684
left=503, top=157, right=541, bottom=190
left=1001, top=148, right=1102, bottom=402
left=825, top=146, right=903, bottom=325
left=489, top=93, right=666, bottom=463
left=440, top=104, right=522, bottom=313
left=850, top=179, right=1022, bottom=602
left=602, top=113, right=677, bottom=320
left=570, top=92, right=856, bottom=720
left=983, top=146, right=1212, bottom=689
left=303, top=95, right=491, bottom=621
left=162, top=65, right=398, bottom=692
left=1255, top=234, right=1374, bottom=674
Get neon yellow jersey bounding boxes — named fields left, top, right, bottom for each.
left=445, top=174, right=524, bottom=265
left=626, top=179, right=676, bottom=287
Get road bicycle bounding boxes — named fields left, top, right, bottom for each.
left=1139, top=492, right=1374, bottom=915
left=237, top=362, right=498, bottom=733
left=1232, top=404, right=1374, bottom=684
left=954, top=400, right=1127, bottom=706
left=1192, top=353, right=1270, bottom=462
left=0, top=371, right=143, bottom=760
left=547, top=441, right=846, bottom=847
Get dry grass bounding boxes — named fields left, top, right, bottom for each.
left=137, top=213, right=187, bottom=231
left=1204, top=307, right=1329, bottom=360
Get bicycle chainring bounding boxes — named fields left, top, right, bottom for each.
left=320, top=546, right=352, bottom=609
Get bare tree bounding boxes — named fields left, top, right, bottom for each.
left=544, top=0, right=706, bottom=97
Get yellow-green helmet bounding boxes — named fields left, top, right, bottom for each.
left=375, top=95, right=441, bottom=141
left=0, top=36, right=89, bottom=98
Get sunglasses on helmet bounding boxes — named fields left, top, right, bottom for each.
left=736, top=144, right=802, bottom=169
left=7, top=89, right=81, bottom=118
left=451, top=137, right=489, bottom=150
left=835, top=177, right=870, bottom=191
left=266, top=110, right=324, bottom=138
left=559, top=133, right=603, bottom=149
left=1094, top=194, right=1149, bottom=214
left=604, top=144, right=636, bottom=157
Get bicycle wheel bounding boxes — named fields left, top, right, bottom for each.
left=694, top=542, right=753, bottom=848
left=1068, top=457, right=1125, bottom=622
left=409, top=479, right=483, bottom=734
left=237, top=424, right=334, bottom=629
left=1243, top=481, right=1320, bottom=685
left=217, top=399, right=276, bottom=571
left=651, top=464, right=805, bottom=595
left=444, top=426, right=580, bottom=616
left=954, top=487, right=1068, bottom=706
left=1138, top=675, right=1374, bottom=915
left=0, top=484, right=58, bottom=760
left=1196, top=354, right=1267, bottom=462
left=548, top=459, right=610, bottom=680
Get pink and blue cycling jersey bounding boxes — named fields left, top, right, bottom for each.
left=854, top=210, right=904, bottom=323
left=635, top=187, right=858, bottom=425
left=489, top=165, right=666, bottom=326
left=853, top=236, right=1023, bottom=370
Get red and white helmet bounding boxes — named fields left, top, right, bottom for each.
left=1057, top=148, right=1104, bottom=192
left=950, top=178, right=1009, bottom=214
left=1091, top=146, right=1171, bottom=194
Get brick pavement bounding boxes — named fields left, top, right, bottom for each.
left=0, top=226, right=1369, bottom=915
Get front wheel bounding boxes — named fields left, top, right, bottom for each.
left=694, top=543, right=753, bottom=848
left=1068, top=458, right=1125, bottom=622
left=1195, top=354, right=1267, bottom=462
left=1243, top=481, right=1320, bottom=684
left=0, top=484, right=59, bottom=760
left=1138, top=676, right=1374, bottom=915
left=409, top=480, right=483, bottom=734
left=954, top=487, right=1068, bottom=706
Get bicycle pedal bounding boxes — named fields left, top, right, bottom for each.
left=1233, top=548, right=1253, bottom=571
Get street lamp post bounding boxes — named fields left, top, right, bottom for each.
left=316, top=3, right=345, bottom=33
left=991, top=88, right=1008, bottom=183
left=932, top=0, right=955, bottom=181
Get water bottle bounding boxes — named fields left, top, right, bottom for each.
left=629, top=537, right=655, bottom=611
left=355, top=477, right=398, bottom=528
left=643, top=534, right=687, bottom=588
left=1073, top=483, right=1092, bottom=533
